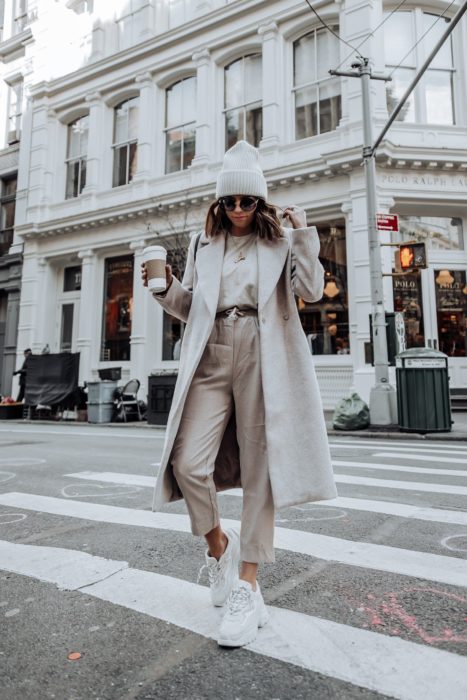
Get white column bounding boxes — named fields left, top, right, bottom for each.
left=258, top=21, right=281, bottom=148
left=191, top=48, right=212, bottom=167
left=31, top=257, right=56, bottom=353
left=3, top=0, right=14, bottom=40
left=90, top=18, right=105, bottom=62
left=76, top=249, right=96, bottom=383
left=129, top=239, right=149, bottom=384
left=133, top=73, right=156, bottom=181
left=82, top=91, right=104, bottom=197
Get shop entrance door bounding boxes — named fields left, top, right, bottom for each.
left=421, top=267, right=467, bottom=387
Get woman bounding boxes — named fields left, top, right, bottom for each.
left=142, top=141, right=337, bottom=647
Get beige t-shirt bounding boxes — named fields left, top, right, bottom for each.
left=217, top=231, right=258, bottom=312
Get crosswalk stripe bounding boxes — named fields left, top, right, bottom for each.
left=329, top=439, right=467, bottom=452
left=66, top=471, right=156, bottom=486
left=335, top=474, right=467, bottom=496
left=0, top=427, right=164, bottom=440
left=0, top=539, right=466, bottom=700
left=374, top=452, right=467, bottom=465
left=1, top=492, right=466, bottom=588
left=331, top=444, right=467, bottom=457
left=332, top=460, right=467, bottom=477
left=66, top=469, right=467, bottom=497
left=64, top=471, right=467, bottom=525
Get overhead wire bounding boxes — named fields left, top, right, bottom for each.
left=332, top=0, right=409, bottom=72
left=388, top=1, right=456, bottom=77
left=303, top=0, right=360, bottom=53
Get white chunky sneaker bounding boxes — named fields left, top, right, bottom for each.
left=198, top=528, right=240, bottom=607
left=218, top=580, right=269, bottom=647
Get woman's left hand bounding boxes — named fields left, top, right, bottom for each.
left=282, top=205, right=307, bottom=229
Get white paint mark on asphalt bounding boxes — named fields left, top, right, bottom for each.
left=61, top=483, right=143, bottom=500
left=0, top=493, right=466, bottom=588
left=440, top=535, right=467, bottom=553
left=0, top=513, right=27, bottom=525
left=4, top=608, right=20, bottom=617
left=334, top=474, right=467, bottom=496
left=0, top=458, right=46, bottom=466
left=0, top=538, right=128, bottom=590
left=276, top=506, right=348, bottom=523
left=0, top=539, right=466, bottom=700
left=0, top=472, right=16, bottom=484
left=332, top=460, right=467, bottom=477
left=65, top=472, right=156, bottom=487
left=89, top=625, right=100, bottom=632
left=373, top=452, right=467, bottom=465
left=64, top=471, right=467, bottom=526
left=329, top=439, right=467, bottom=453
left=0, top=427, right=163, bottom=440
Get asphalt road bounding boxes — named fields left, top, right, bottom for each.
left=0, top=422, right=466, bottom=700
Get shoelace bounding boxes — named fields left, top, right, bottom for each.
left=226, top=586, right=252, bottom=615
left=197, top=555, right=228, bottom=585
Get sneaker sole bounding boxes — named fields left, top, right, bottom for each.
left=218, top=609, right=269, bottom=647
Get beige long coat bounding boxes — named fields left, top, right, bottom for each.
left=152, top=226, right=337, bottom=511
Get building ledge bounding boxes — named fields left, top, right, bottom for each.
left=0, top=27, right=33, bottom=61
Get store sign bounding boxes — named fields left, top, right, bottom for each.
left=377, top=214, right=399, bottom=231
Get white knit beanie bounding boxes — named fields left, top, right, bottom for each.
left=216, top=140, right=267, bottom=200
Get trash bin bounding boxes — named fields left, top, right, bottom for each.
left=396, top=348, right=452, bottom=433
left=147, top=371, right=178, bottom=426
left=87, top=380, right=118, bottom=403
left=87, top=380, right=118, bottom=423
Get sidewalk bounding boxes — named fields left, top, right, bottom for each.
left=4, top=412, right=467, bottom=441
left=324, top=410, right=467, bottom=442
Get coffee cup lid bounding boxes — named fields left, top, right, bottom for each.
left=143, top=245, right=166, bottom=254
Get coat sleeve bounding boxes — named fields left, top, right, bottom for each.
left=289, top=226, right=324, bottom=303
left=151, top=234, right=196, bottom=323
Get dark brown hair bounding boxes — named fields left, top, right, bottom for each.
left=205, top=199, right=283, bottom=240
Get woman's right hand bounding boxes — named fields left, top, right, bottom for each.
left=141, top=262, right=174, bottom=290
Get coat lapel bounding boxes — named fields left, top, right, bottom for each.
left=257, top=235, right=289, bottom=311
left=195, top=231, right=289, bottom=314
left=195, top=231, right=226, bottom=317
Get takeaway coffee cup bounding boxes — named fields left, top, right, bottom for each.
left=143, top=246, right=167, bottom=293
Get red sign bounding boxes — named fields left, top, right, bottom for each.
left=376, top=214, right=399, bottom=232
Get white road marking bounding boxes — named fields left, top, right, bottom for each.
left=0, top=539, right=466, bottom=700
left=0, top=493, right=466, bottom=588
left=65, top=471, right=156, bottom=486
left=332, top=444, right=467, bottom=458
left=335, top=474, right=467, bottom=496
left=329, top=439, right=467, bottom=452
left=65, top=471, right=467, bottom=525
left=373, top=452, right=467, bottom=465
left=0, top=427, right=163, bottom=439
left=332, top=460, right=467, bottom=477
left=0, top=458, right=46, bottom=465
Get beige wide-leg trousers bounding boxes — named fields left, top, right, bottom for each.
left=171, top=312, right=275, bottom=563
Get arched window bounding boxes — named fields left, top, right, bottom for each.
left=65, top=115, right=89, bottom=199
left=384, top=10, right=455, bottom=125
left=224, top=54, right=262, bottom=148
left=165, top=77, right=196, bottom=173
left=293, top=28, right=341, bottom=139
left=112, top=97, right=139, bottom=187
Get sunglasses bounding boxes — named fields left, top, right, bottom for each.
left=218, top=196, right=259, bottom=212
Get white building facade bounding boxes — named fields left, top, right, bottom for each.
left=3, top=0, right=466, bottom=407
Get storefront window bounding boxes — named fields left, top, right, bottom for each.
left=101, top=256, right=133, bottom=361
left=434, top=269, right=467, bottom=357
left=297, top=220, right=349, bottom=355
left=393, top=272, right=425, bottom=347
left=393, top=215, right=464, bottom=251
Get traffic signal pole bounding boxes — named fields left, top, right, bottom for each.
left=331, top=59, right=396, bottom=424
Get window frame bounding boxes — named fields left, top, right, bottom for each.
left=164, top=76, right=197, bottom=174
left=7, top=81, right=23, bottom=143
left=292, top=26, right=342, bottom=140
left=65, top=115, right=89, bottom=199
left=112, top=97, right=139, bottom=188
left=0, top=175, right=17, bottom=258
left=13, top=0, right=29, bottom=34
left=223, top=53, right=263, bottom=149
left=384, top=8, right=457, bottom=126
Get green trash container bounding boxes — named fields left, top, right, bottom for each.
left=396, top=348, right=452, bottom=433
